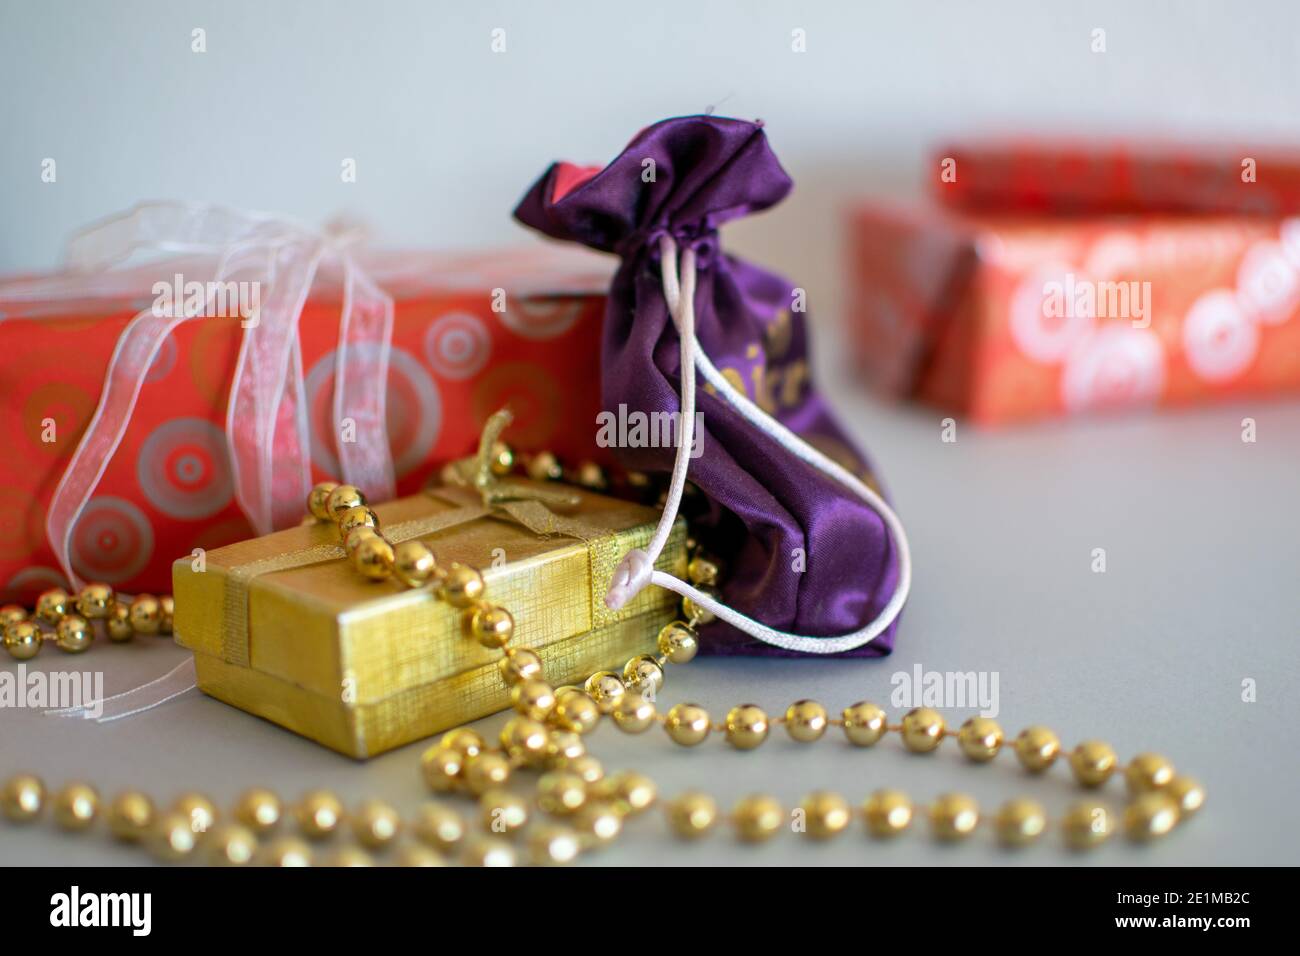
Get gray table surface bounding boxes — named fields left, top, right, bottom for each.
left=3, top=352, right=1298, bottom=867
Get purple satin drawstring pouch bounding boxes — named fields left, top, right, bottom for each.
left=513, top=115, right=907, bottom=657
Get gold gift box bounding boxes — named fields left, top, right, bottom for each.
left=172, top=483, right=686, bottom=759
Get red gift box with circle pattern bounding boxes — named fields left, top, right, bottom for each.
left=847, top=141, right=1300, bottom=424
left=848, top=205, right=1300, bottom=422
left=0, top=246, right=613, bottom=602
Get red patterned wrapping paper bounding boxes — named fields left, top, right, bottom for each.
left=934, top=140, right=1300, bottom=216
left=0, top=247, right=613, bottom=601
left=846, top=204, right=1300, bottom=424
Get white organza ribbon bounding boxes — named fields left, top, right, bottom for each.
left=46, top=201, right=396, bottom=588
left=44, top=658, right=198, bottom=722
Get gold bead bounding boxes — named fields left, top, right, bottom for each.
left=573, top=800, right=623, bottom=844
left=544, top=730, right=586, bottom=766
left=498, top=648, right=544, bottom=686
left=394, top=844, right=445, bottom=867
left=667, top=792, right=717, bottom=838
left=3, top=620, right=42, bottom=660
left=295, top=790, right=345, bottom=839
left=526, top=450, right=563, bottom=482
left=489, top=440, right=514, bottom=476
left=172, top=793, right=218, bottom=834
left=602, top=771, right=657, bottom=817
left=575, top=460, right=606, bottom=490
left=863, top=789, right=913, bottom=837
left=462, top=751, right=512, bottom=795
left=0, top=604, right=26, bottom=626
left=842, top=701, right=888, bottom=746
left=1124, top=793, right=1180, bottom=841
left=900, top=707, right=946, bottom=752
left=343, top=525, right=380, bottom=557
left=528, top=824, right=582, bottom=865
left=325, top=483, right=365, bottom=518
left=107, top=791, right=154, bottom=841
left=411, top=803, right=465, bottom=850
left=564, top=754, right=605, bottom=786
left=128, top=594, right=162, bottom=635
left=1062, top=801, right=1112, bottom=849
left=800, top=791, right=851, bottom=839
left=351, top=535, right=395, bottom=580
left=551, top=689, right=600, bottom=735
left=2, top=774, right=45, bottom=821
left=785, top=699, right=829, bottom=742
left=1125, top=753, right=1175, bottom=794
left=158, top=595, right=174, bottom=635
left=439, top=728, right=485, bottom=759
left=664, top=702, right=711, bottom=746
left=352, top=799, right=401, bottom=848
left=337, top=504, right=380, bottom=538
left=207, top=824, right=258, bottom=866
left=957, top=716, right=1003, bottom=762
left=1166, top=776, right=1205, bottom=818
left=480, top=789, right=529, bottom=834
left=500, top=717, right=550, bottom=764
left=53, top=782, right=99, bottom=829
left=234, top=788, right=282, bottom=832
left=1014, top=725, right=1061, bottom=772
left=656, top=621, right=699, bottom=664
left=441, top=562, right=485, bottom=607
left=307, top=481, right=339, bottom=520
left=537, top=771, right=588, bottom=816
left=55, top=614, right=93, bottom=653
left=584, top=670, right=626, bottom=713
left=35, top=587, right=71, bottom=624
left=461, top=835, right=517, bottom=867
left=510, top=679, right=556, bottom=720
left=612, top=693, right=656, bottom=733
left=682, top=591, right=716, bottom=625
left=732, top=795, right=784, bottom=842
left=724, top=704, right=770, bottom=749
left=470, top=604, right=514, bottom=649
left=149, top=812, right=199, bottom=861
left=259, top=837, right=313, bottom=867
left=392, top=540, right=438, bottom=588
left=622, top=654, right=665, bottom=695
left=421, top=745, right=464, bottom=792
left=105, top=602, right=133, bottom=642
left=345, top=849, right=384, bottom=873
left=326, top=846, right=375, bottom=867
left=995, top=798, right=1047, bottom=846
left=1069, top=740, right=1119, bottom=787
left=929, top=793, right=980, bottom=841
left=76, top=582, right=114, bottom=619
left=686, top=556, right=719, bottom=586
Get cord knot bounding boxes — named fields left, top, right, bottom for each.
left=604, top=548, right=654, bottom=611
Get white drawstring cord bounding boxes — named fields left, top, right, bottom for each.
left=603, top=235, right=912, bottom=655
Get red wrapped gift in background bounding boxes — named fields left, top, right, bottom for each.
left=935, top=139, right=1300, bottom=216
left=846, top=142, right=1300, bottom=424
left=0, top=206, right=614, bottom=601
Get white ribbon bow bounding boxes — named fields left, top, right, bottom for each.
left=45, top=201, right=397, bottom=587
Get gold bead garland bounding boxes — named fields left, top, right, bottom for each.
left=301, top=473, right=1204, bottom=860
left=0, top=452, right=1207, bottom=865
left=2, top=585, right=173, bottom=660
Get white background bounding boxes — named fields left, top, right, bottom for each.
left=2, top=0, right=1297, bottom=319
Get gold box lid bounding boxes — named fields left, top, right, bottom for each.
left=172, top=484, right=685, bottom=706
